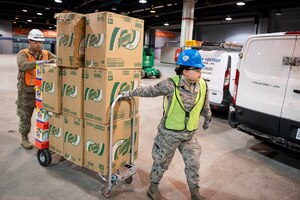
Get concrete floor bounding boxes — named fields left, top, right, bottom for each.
left=0, top=54, right=299, bottom=200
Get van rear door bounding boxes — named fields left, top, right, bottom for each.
left=235, top=36, right=296, bottom=136
left=280, top=36, right=300, bottom=143
left=200, top=50, right=228, bottom=104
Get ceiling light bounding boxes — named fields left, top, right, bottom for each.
left=49, top=26, right=52, bottom=29
left=225, top=15, right=232, bottom=21
left=167, top=3, right=172, bottom=7
left=37, top=12, right=43, bottom=15
left=275, top=9, right=282, bottom=16
left=54, top=25, right=57, bottom=27
left=111, top=7, right=117, bottom=11
left=15, top=16, right=19, bottom=20
left=45, top=7, right=50, bottom=10
left=55, top=0, right=62, bottom=3
left=236, top=2, right=245, bottom=6
left=13, top=21, right=16, bottom=24
left=164, top=22, right=169, bottom=26
left=155, top=15, right=159, bottom=18
left=27, top=19, right=32, bottom=22
left=139, top=0, right=147, bottom=3
left=155, top=5, right=164, bottom=9
left=150, top=5, right=155, bottom=13
left=22, top=9, right=28, bottom=12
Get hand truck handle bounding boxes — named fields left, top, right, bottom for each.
left=108, top=94, right=137, bottom=190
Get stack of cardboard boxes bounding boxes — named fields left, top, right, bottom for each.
left=36, top=12, right=143, bottom=175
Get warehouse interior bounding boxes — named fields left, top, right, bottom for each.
left=0, top=1, right=300, bottom=200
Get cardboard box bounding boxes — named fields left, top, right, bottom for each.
left=63, top=114, right=84, bottom=166
left=41, top=64, right=62, bottom=113
left=85, top=12, right=144, bottom=69
left=49, top=113, right=64, bottom=156
left=62, top=67, right=84, bottom=118
left=83, top=68, right=140, bottom=124
left=55, top=12, right=85, bottom=68
left=85, top=116, right=139, bottom=175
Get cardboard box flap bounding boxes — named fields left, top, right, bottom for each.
left=55, top=12, right=85, bottom=24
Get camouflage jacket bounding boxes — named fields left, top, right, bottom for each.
left=130, top=75, right=212, bottom=134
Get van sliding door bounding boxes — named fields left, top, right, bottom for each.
left=235, top=36, right=296, bottom=136
left=280, top=37, right=300, bottom=143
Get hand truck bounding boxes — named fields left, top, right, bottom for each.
left=36, top=93, right=137, bottom=198
left=100, top=94, right=137, bottom=198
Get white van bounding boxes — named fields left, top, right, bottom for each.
left=199, top=41, right=242, bottom=111
left=228, top=32, right=300, bottom=152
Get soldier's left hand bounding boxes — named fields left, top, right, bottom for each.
left=202, top=120, right=211, bottom=130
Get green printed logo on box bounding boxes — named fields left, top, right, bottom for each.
left=58, top=33, right=74, bottom=47
left=42, top=81, right=55, bottom=94
left=84, top=88, right=103, bottom=102
left=49, top=124, right=62, bottom=138
left=64, top=131, right=80, bottom=146
left=62, top=84, right=78, bottom=98
left=110, top=28, right=141, bottom=51
left=86, top=140, right=105, bottom=156
left=85, top=33, right=105, bottom=48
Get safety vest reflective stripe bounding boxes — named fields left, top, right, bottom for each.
left=21, top=49, right=48, bottom=86
left=164, top=76, right=207, bottom=131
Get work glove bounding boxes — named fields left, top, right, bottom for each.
left=119, top=91, right=131, bottom=98
left=36, top=60, right=50, bottom=65
left=202, top=119, right=211, bottom=130
left=48, top=58, right=57, bottom=63
left=36, top=59, right=56, bottom=65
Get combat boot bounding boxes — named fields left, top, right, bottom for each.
left=21, top=135, right=33, bottom=150
left=147, top=183, right=162, bottom=200
left=190, top=187, right=205, bottom=200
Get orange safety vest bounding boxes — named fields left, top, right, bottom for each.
left=21, top=49, right=48, bottom=86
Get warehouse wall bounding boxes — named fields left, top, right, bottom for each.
left=0, top=20, right=13, bottom=54
left=195, top=21, right=255, bottom=44
left=269, top=7, right=300, bottom=32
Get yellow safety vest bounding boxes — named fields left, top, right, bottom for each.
left=164, top=76, right=207, bottom=131
left=21, top=49, right=48, bottom=86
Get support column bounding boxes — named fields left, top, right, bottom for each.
left=179, top=0, right=196, bottom=47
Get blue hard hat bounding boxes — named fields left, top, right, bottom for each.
left=176, top=49, right=205, bottom=68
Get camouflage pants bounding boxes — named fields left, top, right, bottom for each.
left=150, top=126, right=202, bottom=189
left=16, top=91, right=35, bottom=137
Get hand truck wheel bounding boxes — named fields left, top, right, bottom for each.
left=37, top=148, right=52, bottom=167
left=125, top=176, right=133, bottom=184
left=102, top=187, right=112, bottom=198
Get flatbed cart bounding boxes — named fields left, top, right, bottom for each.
left=36, top=94, right=137, bottom=198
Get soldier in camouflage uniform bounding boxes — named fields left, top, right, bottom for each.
left=121, top=49, right=211, bottom=200
left=16, top=29, right=55, bottom=150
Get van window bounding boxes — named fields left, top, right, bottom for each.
left=244, top=38, right=295, bottom=78
left=237, top=36, right=296, bottom=116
